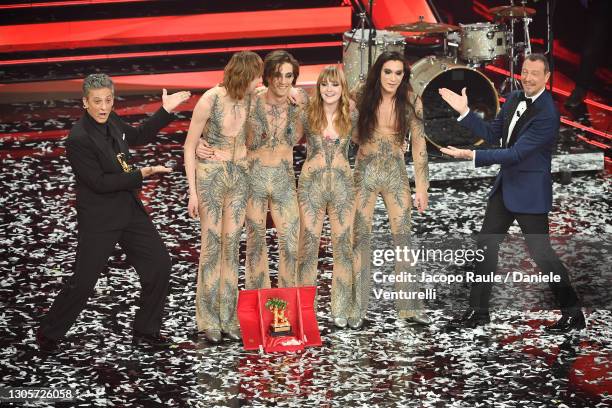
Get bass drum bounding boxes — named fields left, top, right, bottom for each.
left=409, top=56, right=499, bottom=148
left=342, top=29, right=405, bottom=90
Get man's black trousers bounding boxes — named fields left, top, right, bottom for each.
left=469, top=189, right=580, bottom=315
left=40, top=200, right=171, bottom=340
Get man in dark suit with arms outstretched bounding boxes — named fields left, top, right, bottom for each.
left=36, top=74, right=191, bottom=352
left=438, top=54, right=584, bottom=333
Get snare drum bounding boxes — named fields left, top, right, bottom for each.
left=342, top=29, right=405, bottom=89
left=458, top=22, right=507, bottom=63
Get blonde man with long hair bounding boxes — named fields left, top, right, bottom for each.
left=297, top=65, right=359, bottom=328
left=184, top=51, right=263, bottom=343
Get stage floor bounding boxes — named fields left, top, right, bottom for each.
left=1, top=96, right=611, bottom=407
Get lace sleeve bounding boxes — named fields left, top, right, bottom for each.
left=409, top=94, right=429, bottom=192
left=294, top=106, right=307, bottom=145
left=349, top=104, right=360, bottom=144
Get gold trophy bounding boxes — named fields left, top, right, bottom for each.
left=116, top=153, right=133, bottom=173
left=265, top=298, right=292, bottom=337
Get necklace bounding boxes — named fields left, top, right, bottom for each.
left=231, top=101, right=244, bottom=119
left=265, top=101, right=289, bottom=140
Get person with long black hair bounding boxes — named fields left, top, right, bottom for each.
left=351, top=51, right=430, bottom=329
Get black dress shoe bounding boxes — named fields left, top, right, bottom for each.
left=544, top=311, right=586, bottom=334
left=462, top=312, right=490, bottom=329
left=448, top=308, right=474, bottom=325
left=36, top=328, right=60, bottom=354
left=132, top=330, right=172, bottom=348
left=448, top=309, right=490, bottom=329
left=405, top=313, right=432, bottom=325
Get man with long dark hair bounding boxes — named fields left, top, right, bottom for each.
left=241, top=50, right=308, bottom=292
left=351, top=51, right=430, bottom=329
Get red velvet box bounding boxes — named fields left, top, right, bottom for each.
left=237, top=286, right=321, bottom=353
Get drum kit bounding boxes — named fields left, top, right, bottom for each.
left=342, top=1, right=538, bottom=147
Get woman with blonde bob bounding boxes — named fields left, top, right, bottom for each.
left=297, top=65, right=359, bottom=328
left=184, top=51, right=263, bottom=343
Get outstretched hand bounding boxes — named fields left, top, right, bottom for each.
left=439, top=145, right=474, bottom=160
left=162, top=88, right=192, bottom=113
left=141, top=165, right=172, bottom=178
left=438, top=87, right=468, bottom=116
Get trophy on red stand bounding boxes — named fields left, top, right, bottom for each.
left=265, top=298, right=293, bottom=337
left=237, top=286, right=321, bottom=353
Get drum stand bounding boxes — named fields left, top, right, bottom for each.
left=367, top=0, right=376, bottom=78
left=500, top=2, right=521, bottom=93
left=343, top=6, right=372, bottom=83
left=521, top=14, right=532, bottom=56
left=499, top=0, right=534, bottom=94
left=513, top=0, right=533, bottom=58
left=445, top=31, right=460, bottom=63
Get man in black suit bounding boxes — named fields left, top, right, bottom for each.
left=36, top=74, right=191, bottom=352
left=438, top=54, right=585, bottom=333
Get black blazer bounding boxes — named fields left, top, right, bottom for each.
left=65, top=108, right=173, bottom=232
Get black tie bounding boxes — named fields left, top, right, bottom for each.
left=518, top=92, right=533, bottom=107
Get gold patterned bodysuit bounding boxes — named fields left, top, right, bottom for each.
left=352, top=92, right=429, bottom=319
left=297, top=110, right=359, bottom=320
left=195, top=91, right=250, bottom=332
left=244, top=93, right=303, bottom=290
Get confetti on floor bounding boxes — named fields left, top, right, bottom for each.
left=1, top=97, right=610, bottom=407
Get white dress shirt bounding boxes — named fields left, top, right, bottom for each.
left=456, top=87, right=546, bottom=166
left=505, top=87, right=545, bottom=146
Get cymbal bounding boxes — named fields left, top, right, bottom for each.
left=385, top=21, right=460, bottom=35
left=489, top=5, right=536, bottom=18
